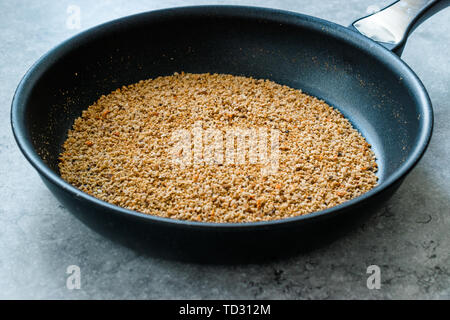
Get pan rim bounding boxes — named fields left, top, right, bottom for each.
left=11, top=5, right=433, bottom=230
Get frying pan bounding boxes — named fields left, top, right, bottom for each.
left=11, top=1, right=449, bottom=263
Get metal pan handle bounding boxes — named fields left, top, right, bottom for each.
left=351, top=0, right=449, bottom=56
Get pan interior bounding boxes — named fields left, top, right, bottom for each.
left=19, top=8, right=427, bottom=190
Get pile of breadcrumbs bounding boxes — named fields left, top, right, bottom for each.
left=59, top=72, right=378, bottom=223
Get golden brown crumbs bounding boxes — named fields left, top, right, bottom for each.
left=59, top=72, right=378, bottom=223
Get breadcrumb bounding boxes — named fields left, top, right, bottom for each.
left=59, top=72, right=378, bottom=223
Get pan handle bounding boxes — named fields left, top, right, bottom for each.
left=350, top=0, right=449, bottom=56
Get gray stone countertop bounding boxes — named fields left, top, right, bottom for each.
left=0, top=0, right=448, bottom=299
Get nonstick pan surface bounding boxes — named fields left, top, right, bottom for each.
left=11, top=3, right=447, bottom=262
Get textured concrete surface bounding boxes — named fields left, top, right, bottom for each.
left=0, top=0, right=449, bottom=299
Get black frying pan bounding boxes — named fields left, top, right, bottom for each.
left=11, top=1, right=449, bottom=263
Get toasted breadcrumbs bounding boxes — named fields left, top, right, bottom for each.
left=59, top=72, right=378, bottom=223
